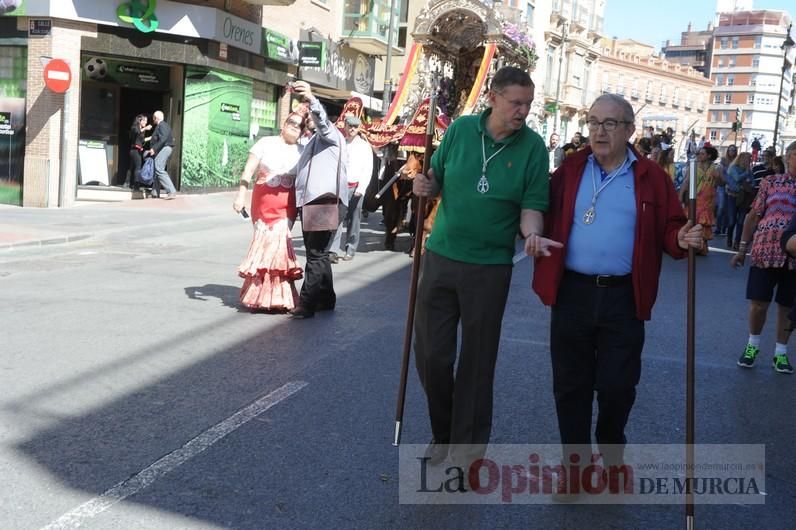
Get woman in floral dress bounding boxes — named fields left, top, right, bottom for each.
left=681, top=145, right=721, bottom=255
left=233, top=113, right=305, bottom=311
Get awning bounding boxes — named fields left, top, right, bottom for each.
left=311, top=87, right=382, bottom=112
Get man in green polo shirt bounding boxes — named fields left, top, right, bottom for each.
left=413, top=66, right=561, bottom=466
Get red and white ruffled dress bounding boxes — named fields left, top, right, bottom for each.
left=237, top=136, right=302, bottom=311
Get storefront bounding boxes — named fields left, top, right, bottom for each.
left=0, top=13, right=26, bottom=206
left=297, top=29, right=379, bottom=118
left=2, top=0, right=290, bottom=207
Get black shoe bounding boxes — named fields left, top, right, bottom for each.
left=424, top=440, right=449, bottom=465
left=316, top=301, right=336, bottom=312
left=288, top=306, right=314, bottom=319
left=329, top=253, right=339, bottom=264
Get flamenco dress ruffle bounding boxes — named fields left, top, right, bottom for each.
left=238, top=218, right=303, bottom=311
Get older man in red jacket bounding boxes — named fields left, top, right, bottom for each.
left=531, top=94, right=703, bottom=499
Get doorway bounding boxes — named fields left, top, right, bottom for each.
left=115, top=87, right=168, bottom=186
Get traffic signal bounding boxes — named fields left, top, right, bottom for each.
left=732, top=122, right=738, bottom=132
left=735, top=107, right=741, bottom=122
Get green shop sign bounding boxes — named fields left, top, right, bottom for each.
left=299, top=41, right=326, bottom=68
left=82, top=56, right=169, bottom=90
left=264, top=29, right=297, bottom=65
left=117, top=0, right=159, bottom=33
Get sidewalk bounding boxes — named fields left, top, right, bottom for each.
left=0, top=192, right=238, bottom=250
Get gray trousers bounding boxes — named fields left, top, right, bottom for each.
left=330, top=188, right=362, bottom=256
left=154, top=145, right=176, bottom=194
left=413, top=250, right=513, bottom=449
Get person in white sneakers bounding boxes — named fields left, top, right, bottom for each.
left=731, top=140, right=796, bottom=374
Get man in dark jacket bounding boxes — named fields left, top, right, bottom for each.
left=147, top=110, right=177, bottom=199
left=532, top=94, right=704, bottom=500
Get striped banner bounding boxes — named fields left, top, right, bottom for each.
left=384, top=43, right=423, bottom=125
left=460, top=42, right=497, bottom=116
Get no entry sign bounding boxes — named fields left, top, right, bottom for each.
left=43, top=59, right=72, bottom=93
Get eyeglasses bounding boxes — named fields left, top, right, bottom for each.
left=495, top=91, right=533, bottom=110
left=285, top=119, right=303, bottom=128
left=586, top=118, right=632, bottom=132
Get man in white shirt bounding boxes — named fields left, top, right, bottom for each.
left=330, top=115, right=374, bottom=261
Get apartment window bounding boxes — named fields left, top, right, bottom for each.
left=729, top=55, right=736, bottom=66
left=746, top=111, right=753, bottom=120
left=716, top=74, right=724, bottom=85
left=748, top=93, right=755, bottom=103
left=711, top=111, right=719, bottom=121
left=646, top=80, right=653, bottom=100
left=725, top=93, right=732, bottom=104
left=572, top=54, right=583, bottom=88
left=732, top=36, right=739, bottom=49
left=714, top=94, right=721, bottom=104
left=750, top=74, right=757, bottom=86
left=754, top=36, right=762, bottom=48
left=710, top=130, right=718, bottom=140
left=752, top=56, right=760, bottom=67
left=727, top=74, right=734, bottom=86
left=723, top=111, right=730, bottom=122
left=525, top=2, right=534, bottom=26
left=545, top=45, right=555, bottom=93
left=720, top=37, right=728, bottom=49
left=717, top=57, right=724, bottom=67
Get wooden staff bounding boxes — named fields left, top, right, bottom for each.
left=686, top=155, right=697, bottom=529
left=393, top=90, right=438, bottom=446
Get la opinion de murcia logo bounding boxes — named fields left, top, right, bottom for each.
left=117, top=0, right=159, bottom=33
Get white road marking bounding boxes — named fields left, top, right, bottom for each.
left=41, top=381, right=308, bottom=530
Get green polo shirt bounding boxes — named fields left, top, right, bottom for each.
left=427, top=108, right=549, bottom=264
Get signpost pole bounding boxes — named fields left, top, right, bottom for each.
left=58, top=90, right=70, bottom=207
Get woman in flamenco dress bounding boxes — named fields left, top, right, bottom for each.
left=233, top=111, right=306, bottom=311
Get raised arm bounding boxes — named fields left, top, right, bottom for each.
left=292, top=81, right=340, bottom=146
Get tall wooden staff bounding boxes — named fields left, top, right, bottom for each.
left=393, top=89, right=438, bottom=446
left=686, top=155, right=697, bottom=529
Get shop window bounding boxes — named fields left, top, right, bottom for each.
left=251, top=84, right=278, bottom=138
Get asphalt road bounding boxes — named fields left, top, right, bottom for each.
left=1, top=199, right=794, bottom=529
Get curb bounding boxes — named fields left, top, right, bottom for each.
left=0, top=233, right=94, bottom=251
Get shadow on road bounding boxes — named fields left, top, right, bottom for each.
left=184, top=283, right=240, bottom=310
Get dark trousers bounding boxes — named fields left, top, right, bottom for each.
left=299, top=229, right=335, bottom=312
left=128, top=149, right=143, bottom=188
left=550, top=272, right=644, bottom=461
left=413, top=250, right=512, bottom=449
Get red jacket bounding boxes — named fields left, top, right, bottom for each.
left=532, top=146, right=687, bottom=321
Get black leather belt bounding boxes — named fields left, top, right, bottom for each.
left=564, top=270, right=631, bottom=287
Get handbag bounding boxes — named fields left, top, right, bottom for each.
left=138, top=157, right=155, bottom=186
left=301, top=139, right=342, bottom=231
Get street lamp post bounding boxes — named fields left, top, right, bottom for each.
left=773, top=23, right=794, bottom=153
left=381, top=0, right=399, bottom=117
left=553, top=20, right=568, bottom=136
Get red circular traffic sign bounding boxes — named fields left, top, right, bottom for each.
left=43, top=59, right=72, bottom=93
